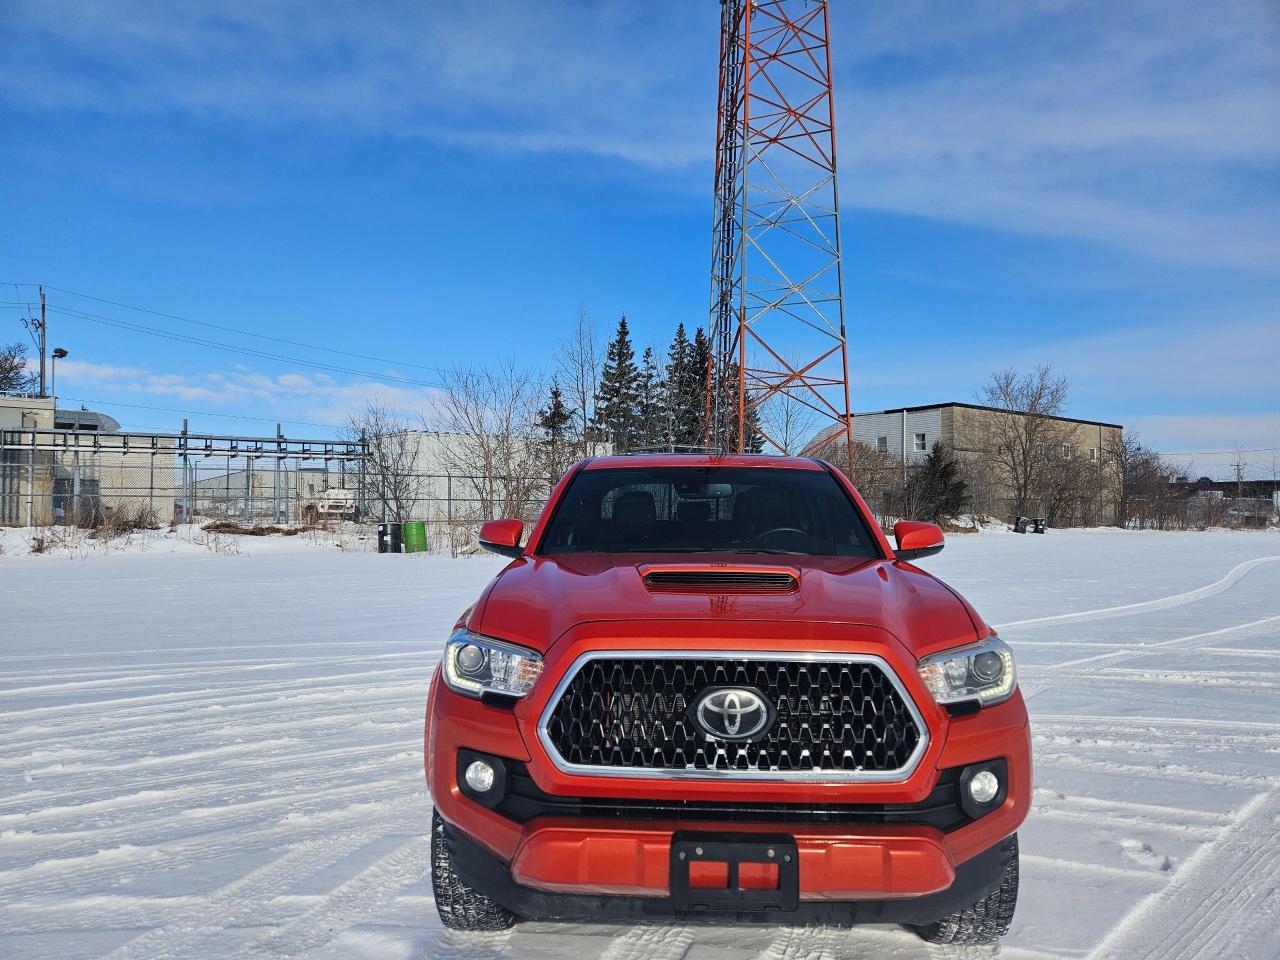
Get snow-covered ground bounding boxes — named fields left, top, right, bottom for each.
left=2, top=529, right=1278, bottom=960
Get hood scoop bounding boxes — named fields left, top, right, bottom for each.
left=639, top=563, right=800, bottom=594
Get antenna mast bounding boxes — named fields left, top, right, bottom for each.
left=707, top=0, right=854, bottom=463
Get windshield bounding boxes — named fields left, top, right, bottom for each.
left=538, top=465, right=879, bottom=557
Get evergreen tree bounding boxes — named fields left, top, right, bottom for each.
left=637, top=346, right=664, bottom=449
left=689, top=326, right=713, bottom=445
left=593, top=315, right=642, bottom=452
left=738, top=371, right=765, bottom=454
left=662, top=323, right=702, bottom=447
left=694, top=325, right=763, bottom=453
left=537, top=382, right=576, bottom=477
left=904, top=441, right=970, bottom=521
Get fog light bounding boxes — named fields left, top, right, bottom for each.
left=969, top=769, right=1000, bottom=804
left=464, top=759, right=496, bottom=794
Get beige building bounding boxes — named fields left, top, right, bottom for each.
left=1, top=396, right=177, bottom=526
left=809, top=401, right=1124, bottom=524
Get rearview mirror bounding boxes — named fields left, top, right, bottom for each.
left=478, top=519, right=524, bottom=559
left=893, top=520, right=944, bottom=562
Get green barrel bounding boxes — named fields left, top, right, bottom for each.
left=402, top=521, right=429, bottom=554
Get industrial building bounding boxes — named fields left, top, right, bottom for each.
left=820, top=401, right=1123, bottom=467
left=1, top=395, right=178, bottom=526
left=807, top=401, right=1124, bottom=523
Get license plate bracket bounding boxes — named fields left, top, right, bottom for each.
left=669, top=831, right=799, bottom=913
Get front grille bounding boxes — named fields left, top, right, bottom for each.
left=541, top=655, right=923, bottom=779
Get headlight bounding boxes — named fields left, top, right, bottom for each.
left=442, top=628, right=542, bottom=699
left=917, top=636, right=1016, bottom=707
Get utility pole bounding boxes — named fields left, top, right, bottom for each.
left=20, top=286, right=48, bottom=397
left=38, top=287, right=47, bottom=397
left=1231, top=445, right=1246, bottom=499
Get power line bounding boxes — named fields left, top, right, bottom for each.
left=3, top=300, right=447, bottom=390
left=1156, top=446, right=1280, bottom=456
left=56, top=396, right=347, bottom=431
left=4, top=281, right=443, bottom=373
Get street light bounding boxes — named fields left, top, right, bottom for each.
left=51, top=347, right=68, bottom=399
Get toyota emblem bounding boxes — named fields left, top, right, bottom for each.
left=691, top=686, right=774, bottom=742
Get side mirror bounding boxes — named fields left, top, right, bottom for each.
left=893, top=520, right=944, bottom=562
left=478, top=519, right=524, bottom=559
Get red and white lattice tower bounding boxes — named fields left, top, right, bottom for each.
left=707, top=0, right=853, bottom=461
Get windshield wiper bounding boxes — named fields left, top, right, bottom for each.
left=724, top=547, right=809, bottom=556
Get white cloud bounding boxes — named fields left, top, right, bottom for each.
left=4, top=1, right=1276, bottom=268
left=57, top=358, right=443, bottom=430
left=1130, top=413, right=1280, bottom=480
left=849, top=315, right=1280, bottom=470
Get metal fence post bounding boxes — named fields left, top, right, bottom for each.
left=274, top=424, right=282, bottom=523
left=72, top=449, right=81, bottom=526
left=243, top=456, right=252, bottom=523
left=180, top=419, right=190, bottom=524
left=27, top=429, right=35, bottom=528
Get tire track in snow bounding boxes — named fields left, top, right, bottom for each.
left=243, top=835, right=431, bottom=958
left=1017, top=614, right=1280, bottom=699
left=994, top=555, right=1280, bottom=630
left=0, top=692, right=424, bottom=773
left=1087, top=787, right=1280, bottom=960
left=93, top=816, right=420, bottom=960
left=0, top=665, right=434, bottom=727
left=598, top=923, right=695, bottom=960
left=422, top=929, right=516, bottom=960
left=1, top=729, right=419, bottom=818
left=0, top=789, right=423, bottom=897
left=750, top=925, right=838, bottom=960
left=1032, top=713, right=1280, bottom=735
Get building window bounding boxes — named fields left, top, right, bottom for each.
left=913, top=433, right=926, bottom=453
left=876, top=436, right=888, bottom=453
left=1090, top=447, right=1099, bottom=462
left=1062, top=442, right=1073, bottom=459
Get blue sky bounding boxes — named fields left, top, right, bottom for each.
left=2, top=0, right=1277, bottom=479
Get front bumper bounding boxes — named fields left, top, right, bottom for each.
left=445, top=819, right=1018, bottom=924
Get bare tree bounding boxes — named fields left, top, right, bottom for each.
left=555, top=308, right=602, bottom=460
left=1039, top=444, right=1100, bottom=526
left=758, top=389, right=822, bottom=455
left=433, top=358, right=547, bottom=523
left=974, top=365, right=1071, bottom=518
left=820, top=436, right=903, bottom=525
left=1105, top=429, right=1188, bottom=529
left=346, top=403, right=422, bottom=524
left=1, top=342, right=32, bottom=394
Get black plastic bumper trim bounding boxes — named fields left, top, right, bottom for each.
left=495, top=761, right=973, bottom=832
left=443, top=821, right=1017, bottom=926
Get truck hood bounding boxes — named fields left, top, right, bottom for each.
left=468, top=553, right=985, bottom=659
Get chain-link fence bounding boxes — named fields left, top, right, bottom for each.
left=6, top=427, right=1272, bottom=538
left=0, top=428, right=555, bottom=550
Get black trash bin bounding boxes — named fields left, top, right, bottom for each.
left=1032, top=517, right=1047, bottom=534
left=1013, top=516, right=1029, bottom=534
left=378, top=522, right=404, bottom=554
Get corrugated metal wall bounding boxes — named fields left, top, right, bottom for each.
left=850, top=409, right=942, bottom=464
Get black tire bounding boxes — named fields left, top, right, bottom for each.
left=431, top=809, right=517, bottom=931
left=913, top=835, right=1019, bottom=945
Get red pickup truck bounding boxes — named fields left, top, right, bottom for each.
left=424, top=454, right=1030, bottom=944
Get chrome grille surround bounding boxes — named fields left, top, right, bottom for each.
left=536, top=650, right=929, bottom=782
